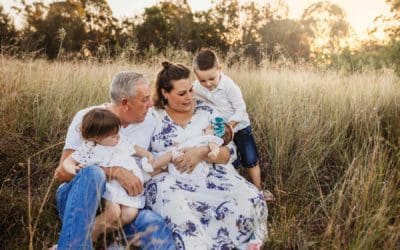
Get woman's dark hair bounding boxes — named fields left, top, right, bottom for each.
left=154, top=61, right=190, bottom=109
left=193, top=48, right=220, bottom=71
left=81, top=108, right=121, bottom=141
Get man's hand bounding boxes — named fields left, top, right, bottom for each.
left=54, top=165, right=75, bottom=182
left=105, top=167, right=143, bottom=196
left=174, top=146, right=209, bottom=173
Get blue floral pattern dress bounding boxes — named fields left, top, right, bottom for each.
left=145, top=102, right=268, bottom=249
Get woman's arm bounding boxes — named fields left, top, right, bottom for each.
left=173, top=145, right=230, bottom=173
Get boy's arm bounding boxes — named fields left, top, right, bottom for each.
left=225, top=82, right=248, bottom=130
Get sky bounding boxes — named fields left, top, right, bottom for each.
left=1, top=0, right=392, bottom=38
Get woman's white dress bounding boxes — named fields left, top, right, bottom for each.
left=145, top=102, right=268, bottom=249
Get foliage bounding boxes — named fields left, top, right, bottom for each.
left=301, top=1, right=350, bottom=57
left=1, top=58, right=400, bottom=248
left=0, top=5, right=18, bottom=45
left=1, top=0, right=400, bottom=74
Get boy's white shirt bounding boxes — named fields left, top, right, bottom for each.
left=193, top=72, right=250, bottom=133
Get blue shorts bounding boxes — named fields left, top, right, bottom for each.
left=232, top=126, right=259, bottom=168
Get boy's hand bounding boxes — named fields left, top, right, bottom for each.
left=228, top=121, right=238, bottom=129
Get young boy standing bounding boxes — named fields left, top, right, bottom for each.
left=193, top=48, right=274, bottom=201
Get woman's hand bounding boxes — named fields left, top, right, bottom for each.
left=174, top=146, right=209, bottom=173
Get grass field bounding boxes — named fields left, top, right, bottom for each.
left=1, top=56, right=399, bottom=249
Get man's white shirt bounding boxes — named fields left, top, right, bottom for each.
left=64, top=105, right=156, bottom=151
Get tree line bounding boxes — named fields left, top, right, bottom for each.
left=0, top=0, right=399, bottom=72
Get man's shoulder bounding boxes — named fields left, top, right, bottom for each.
left=123, top=110, right=156, bottom=134
left=72, top=105, right=105, bottom=123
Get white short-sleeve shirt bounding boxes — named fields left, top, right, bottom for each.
left=64, top=105, right=156, bottom=151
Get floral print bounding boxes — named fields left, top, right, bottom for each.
left=145, top=102, right=268, bottom=249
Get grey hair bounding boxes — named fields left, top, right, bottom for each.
left=109, top=71, right=149, bottom=104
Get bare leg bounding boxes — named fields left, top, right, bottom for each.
left=247, top=164, right=262, bottom=189
left=120, top=206, right=139, bottom=225
left=92, top=201, right=121, bottom=242
left=248, top=164, right=275, bottom=202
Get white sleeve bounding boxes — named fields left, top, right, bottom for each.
left=64, top=110, right=86, bottom=150
left=225, top=81, right=248, bottom=123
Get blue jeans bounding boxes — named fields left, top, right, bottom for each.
left=56, top=165, right=176, bottom=250
left=233, top=126, right=260, bottom=168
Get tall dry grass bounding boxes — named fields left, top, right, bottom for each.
left=1, top=56, right=399, bottom=249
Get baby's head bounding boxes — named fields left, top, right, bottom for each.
left=193, top=48, right=222, bottom=91
left=221, top=123, right=233, bottom=146
left=81, top=108, right=121, bottom=146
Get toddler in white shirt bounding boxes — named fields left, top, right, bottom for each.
left=62, top=108, right=152, bottom=241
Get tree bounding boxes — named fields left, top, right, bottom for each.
left=135, top=1, right=193, bottom=53
left=261, top=19, right=310, bottom=61
left=301, top=1, right=350, bottom=56
left=75, top=0, right=121, bottom=55
left=0, top=5, right=18, bottom=45
left=239, top=1, right=276, bottom=64
left=384, top=0, right=400, bottom=38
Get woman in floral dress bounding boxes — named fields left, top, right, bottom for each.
left=145, top=61, right=268, bottom=249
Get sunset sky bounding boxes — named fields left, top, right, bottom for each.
left=1, top=0, right=392, bottom=38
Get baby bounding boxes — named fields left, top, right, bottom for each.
left=141, top=122, right=233, bottom=181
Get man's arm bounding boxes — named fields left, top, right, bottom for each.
left=54, top=149, right=75, bottom=182
left=100, top=166, right=143, bottom=196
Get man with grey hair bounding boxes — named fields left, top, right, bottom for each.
left=54, top=71, right=176, bottom=249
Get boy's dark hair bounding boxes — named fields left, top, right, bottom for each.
left=193, top=48, right=220, bottom=71
left=81, top=108, right=121, bottom=140
left=154, top=61, right=191, bottom=109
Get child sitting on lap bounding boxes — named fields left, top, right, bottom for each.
left=62, top=108, right=151, bottom=241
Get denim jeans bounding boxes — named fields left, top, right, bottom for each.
left=56, top=165, right=176, bottom=250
